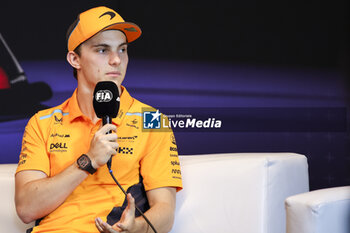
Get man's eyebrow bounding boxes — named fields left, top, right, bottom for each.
left=92, top=42, right=129, bottom=48
left=92, top=43, right=110, bottom=48
left=119, top=42, right=129, bottom=47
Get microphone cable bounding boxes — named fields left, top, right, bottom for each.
left=107, top=160, right=158, bottom=233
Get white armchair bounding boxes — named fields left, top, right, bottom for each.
left=0, top=152, right=309, bottom=233
left=285, top=186, right=350, bottom=233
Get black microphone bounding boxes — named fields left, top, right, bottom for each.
left=93, top=81, right=120, bottom=169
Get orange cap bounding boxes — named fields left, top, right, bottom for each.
left=67, top=6, right=142, bottom=51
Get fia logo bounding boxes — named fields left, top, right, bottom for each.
left=95, top=90, right=113, bottom=102
left=143, top=110, right=161, bottom=129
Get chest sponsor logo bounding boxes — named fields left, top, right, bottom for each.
left=50, top=133, right=70, bottom=138
left=126, top=119, right=139, bottom=129
left=118, top=136, right=138, bottom=142
left=50, top=142, right=68, bottom=152
left=170, top=146, right=177, bottom=152
left=117, top=147, right=133, bottom=154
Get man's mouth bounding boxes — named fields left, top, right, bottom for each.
left=106, top=71, right=121, bottom=77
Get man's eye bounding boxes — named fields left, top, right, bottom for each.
left=119, top=47, right=127, bottom=53
left=97, top=48, right=106, bottom=53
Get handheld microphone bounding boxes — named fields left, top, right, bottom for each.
left=93, top=81, right=120, bottom=169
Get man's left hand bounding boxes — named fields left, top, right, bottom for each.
left=95, top=193, right=136, bottom=233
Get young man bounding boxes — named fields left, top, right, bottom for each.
left=15, top=6, right=182, bottom=233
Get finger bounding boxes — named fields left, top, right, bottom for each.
left=100, top=220, right=119, bottom=233
left=127, top=193, right=135, bottom=210
left=116, top=223, right=128, bottom=231
left=95, top=218, right=105, bottom=232
left=104, top=133, right=118, bottom=142
left=113, top=224, right=123, bottom=232
left=100, top=124, right=117, bottom=134
left=107, top=140, right=118, bottom=148
left=126, top=193, right=136, bottom=216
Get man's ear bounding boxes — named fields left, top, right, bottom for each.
left=66, top=51, right=81, bottom=70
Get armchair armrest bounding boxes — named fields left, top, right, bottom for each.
left=285, top=186, right=350, bottom=233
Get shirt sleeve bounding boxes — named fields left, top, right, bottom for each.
left=16, top=114, right=50, bottom=176
left=140, top=115, right=183, bottom=192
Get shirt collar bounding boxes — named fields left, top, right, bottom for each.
left=67, top=88, right=83, bottom=122
left=113, top=86, right=133, bottom=126
left=67, top=85, right=134, bottom=126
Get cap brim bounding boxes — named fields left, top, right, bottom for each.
left=102, top=22, right=142, bottom=43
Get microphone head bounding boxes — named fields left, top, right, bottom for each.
left=93, top=81, right=120, bottom=119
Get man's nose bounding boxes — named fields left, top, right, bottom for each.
left=109, top=52, right=121, bottom=66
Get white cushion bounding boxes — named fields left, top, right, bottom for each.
left=0, top=164, right=34, bottom=233
left=171, top=153, right=308, bottom=233
left=285, top=186, right=350, bottom=233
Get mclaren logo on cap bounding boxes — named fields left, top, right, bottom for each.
left=99, top=11, right=116, bottom=20
left=95, top=90, right=113, bottom=102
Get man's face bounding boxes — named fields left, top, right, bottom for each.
left=77, top=30, right=128, bottom=91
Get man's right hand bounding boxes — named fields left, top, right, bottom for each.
left=87, top=124, right=118, bottom=169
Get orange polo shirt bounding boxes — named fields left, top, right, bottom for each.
left=16, top=86, right=182, bottom=233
